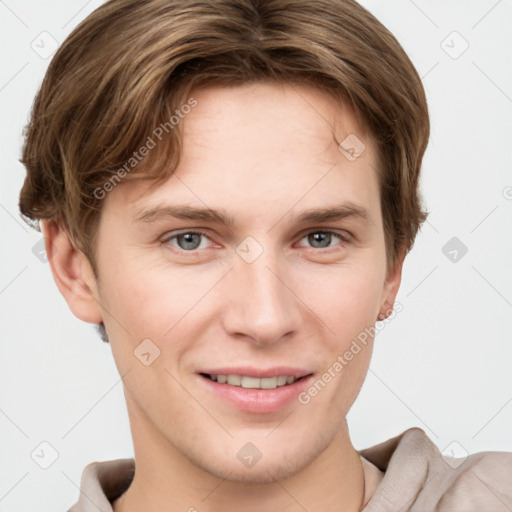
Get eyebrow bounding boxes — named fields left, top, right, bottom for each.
left=135, top=202, right=370, bottom=228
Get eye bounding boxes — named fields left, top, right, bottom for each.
left=162, top=231, right=212, bottom=251
left=161, top=229, right=350, bottom=254
left=296, top=230, right=349, bottom=250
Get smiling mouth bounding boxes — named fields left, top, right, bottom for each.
left=200, top=373, right=311, bottom=390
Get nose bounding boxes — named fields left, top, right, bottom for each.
left=220, top=243, right=301, bottom=346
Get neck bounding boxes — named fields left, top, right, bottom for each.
left=114, top=394, right=367, bottom=512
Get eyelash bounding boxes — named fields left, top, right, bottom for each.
left=161, top=229, right=351, bottom=254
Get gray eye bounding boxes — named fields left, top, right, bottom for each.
left=306, top=232, right=334, bottom=248
left=174, top=233, right=204, bottom=250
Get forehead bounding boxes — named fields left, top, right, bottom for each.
left=104, top=82, right=379, bottom=221
left=185, top=82, right=368, bottom=158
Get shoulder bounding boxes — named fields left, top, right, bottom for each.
left=405, top=427, right=512, bottom=510
left=435, top=448, right=512, bottom=510
left=405, top=428, right=512, bottom=511
left=360, top=427, right=512, bottom=511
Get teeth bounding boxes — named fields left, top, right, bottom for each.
left=241, top=376, right=261, bottom=388
left=260, top=377, right=277, bottom=389
left=208, top=374, right=298, bottom=389
left=227, top=375, right=241, bottom=386
left=277, top=376, right=287, bottom=386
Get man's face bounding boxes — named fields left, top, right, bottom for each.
left=91, top=82, right=400, bottom=482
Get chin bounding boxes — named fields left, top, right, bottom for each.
left=204, top=458, right=307, bottom=484
left=193, top=435, right=330, bottom=485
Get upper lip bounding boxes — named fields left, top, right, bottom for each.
left=199, top=367, right=313, bottom=379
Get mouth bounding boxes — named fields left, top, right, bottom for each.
left=197, top=368, right=315, bottom=413
left=199, top=373, right=310, bottom=389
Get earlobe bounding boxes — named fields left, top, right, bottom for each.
left=41, top=219, right=103, bottom=324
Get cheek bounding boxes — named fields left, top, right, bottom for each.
left=96, top=252, right=222, bottom=361
left=295, top=258, right=384, bottom=399
left=301, top=259, right=385, bottom=336
left=298, top=268, right=381, bottom=412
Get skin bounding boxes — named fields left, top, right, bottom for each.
left=43, top=82, right=405, bottom=511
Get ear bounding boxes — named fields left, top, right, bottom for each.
left=378, top=247, right=406, bottom=320
left=41, top=219, right=103, bottom=324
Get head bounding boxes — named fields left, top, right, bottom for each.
left=19, top=0, right=428, bottom=484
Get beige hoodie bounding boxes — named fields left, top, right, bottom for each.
left=67, top=427, right=512, bottom=511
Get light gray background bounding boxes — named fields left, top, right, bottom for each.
left=1, top=1, right=511, bottom=510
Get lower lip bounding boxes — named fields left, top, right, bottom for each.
left=199, top=374, right=314, bottom=413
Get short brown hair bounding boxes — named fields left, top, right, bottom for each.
left=19, top=0, right=429, bottom=275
